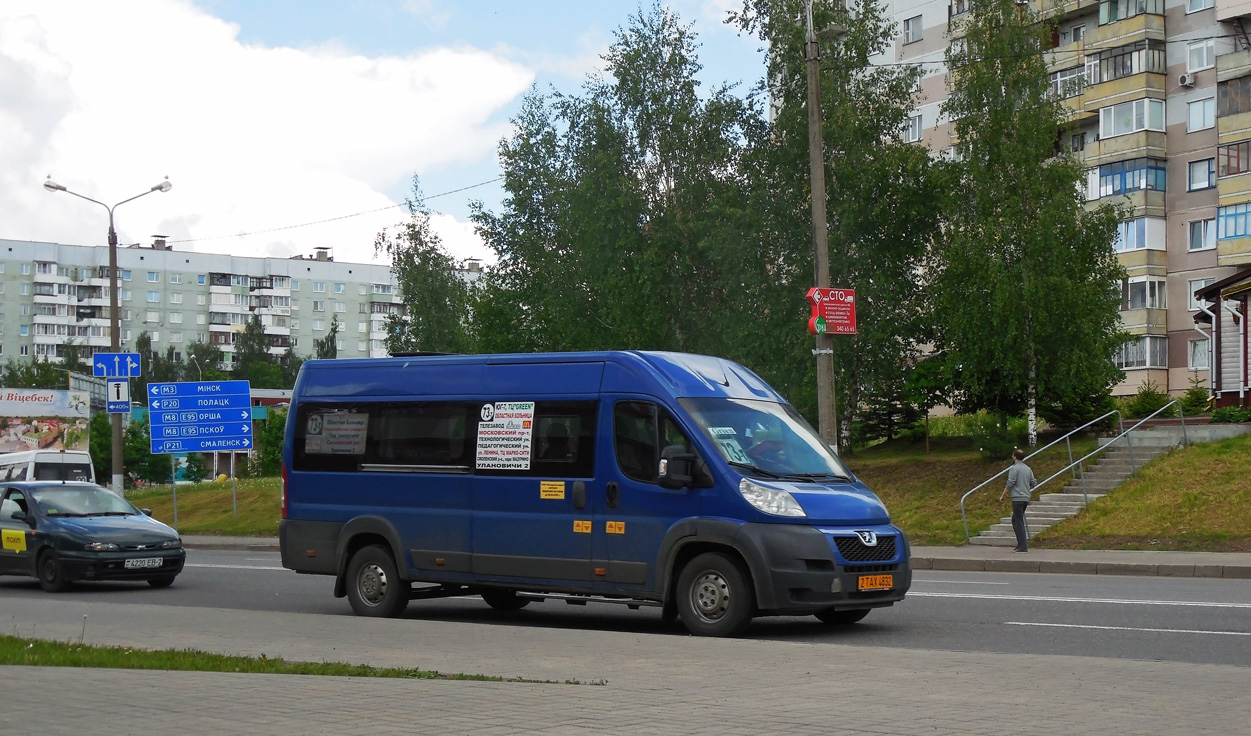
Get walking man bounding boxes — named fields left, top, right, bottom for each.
left=999, top=449, right=1037, bottom=552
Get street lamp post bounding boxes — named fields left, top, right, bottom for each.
left=190, top=356, right=203, bottom=381
left=44, top=177, right=172, bottom=493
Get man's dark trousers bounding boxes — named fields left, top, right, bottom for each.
left=1011, top=501, right=1030, bottom=551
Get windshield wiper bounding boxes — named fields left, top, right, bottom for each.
left=782, top=472, right=853, bottom=483
left=727, top=461, right=784, bottom=479
left=87, top=511, right=133, bottom=517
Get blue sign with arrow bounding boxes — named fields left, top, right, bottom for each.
left=147, top=380, right=253, bottom=454
left=94, top=352, right=142, bottom=378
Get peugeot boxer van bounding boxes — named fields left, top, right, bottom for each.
left=279, top=351, right=910, bottom=637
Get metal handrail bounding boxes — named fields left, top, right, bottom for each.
left=958, top=402, right=1188, bottom=543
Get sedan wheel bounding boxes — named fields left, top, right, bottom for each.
left=38, top=550, right=70, bottom=593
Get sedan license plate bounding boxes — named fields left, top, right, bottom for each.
left=124, top=557, right=163, bottom=569
left=858, top=574, right=893, bottom=592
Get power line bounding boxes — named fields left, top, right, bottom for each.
left=167, top=177, right=501, bottom=245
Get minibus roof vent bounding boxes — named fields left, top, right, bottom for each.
left=389, top=351, right=456, bottom=357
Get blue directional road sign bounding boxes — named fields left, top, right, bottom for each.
left=148, top=381, right=253, bottom=454
left=94, top=352, right=142, bottom=378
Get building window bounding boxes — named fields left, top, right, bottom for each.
left=147, top=291, right=160, bottom=303
left=19, top=346, right=28, bottom=357
left=1121, top=277, right=1167, bottom=310
left=197, top=314, right=206, bottom=325
left=1113, top=335, right=1167, bottom=369
left=905, top=114, right=923, bottom=142
left=292, top=318, right=300, bottom=330
left=313, top=319, right=325, bottom=331
left=336, top=339, right=345, bottom=351
left=169, top=312, right=183, bottom=324
left=1189, top=219, right=1216, bottom=251
left=1090, top=40, right=1166, bottom=86
left=313, top=281, right=325, bottom=292
left=334, top=283, right=345, bottom=294
left=19, top=325, right=28, bottom=336
left=197, top=274, right=206, bottom=285
left=950, top=0, right=970, bottom=16
left=1113, top=217, right=1165, bottom=251
left=358, top=340, right=367, bottom=352
left=358, top=284, right=367, bottom=295
left=372, top=283, right=393, bottom=294
left=1099, top=98, right=1164, bottom=139
left=196, top=294, right=206, bottom=306
left=1218, top=203, right=1251, bottom=239
left=1218, top=141, right=1251, bottom=177
left=151, top=332, right=160, bottom=343
left=904, top=16, right=922, bottom=44
left=169, top=273, right=181, bottom=284
left=121, top=269, right=131, bottom=281
left=168, top=292, right=182, bottom=304
left=358, top=322, right=366, bottom=333
left=147, top=272, right=159, bottom=282
left=145, top=310, right=159, bottom=323
left=20, top=284, right=29, bottom=296
left=1099, top=0, right=1163, bottom=24
left=1187, top=0, right=1214, bottom=11
left=1219, top=76, right=1251, bottom=116
left=170, top=331, right=183, bottom=343
left=1188, top=98, right=1215, bottom=132
left=1049, top=66, right=1086, bottom=98
left=313, top=300, right=325, bottom=312
left=1097, top=158, right=1166, bottom=197
left=334, top=302, right=346, bottom=313
left=1188, top=39, right=1215, bottom=72
left=1188, top=339, right=1210, bottom=369
left=21, top=263, right=30, bottom=275
left=1188, top=159, right=1216, bottom=191
left=1189, top=278, right=1216, bottom=310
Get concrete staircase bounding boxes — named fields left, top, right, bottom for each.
left=967, top=426, right=1195, bottom=547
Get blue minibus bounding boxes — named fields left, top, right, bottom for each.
left=279, top=351, right=910, bottom=637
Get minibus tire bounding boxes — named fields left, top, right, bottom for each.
left=815, top=608, right=870, bottom=625
left=480, top=588, right=531, bottom=611
left=346, top=545, right=409, bottom=618
left=676, top=552, right=754, bottom=637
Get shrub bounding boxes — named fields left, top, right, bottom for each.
left=1179, top=372, right=1211, bottom=417
left=1210, top=407, right=1251, bottom=423
left=1120, top=379, right=1176, bottom=419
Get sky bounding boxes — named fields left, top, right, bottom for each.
left=1, top=0, right=767, bottom=267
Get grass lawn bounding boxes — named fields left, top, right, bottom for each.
left=131, top=432, right=1251, bottom=551
left=0, top=635, right=596, bottom=683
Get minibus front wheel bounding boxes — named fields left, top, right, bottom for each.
left=345, top=544, right=409, bottom=618
left=676, top=552, right=755, bottom=637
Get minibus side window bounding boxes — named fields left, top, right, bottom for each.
left=614, top=402, right=692, bottom=484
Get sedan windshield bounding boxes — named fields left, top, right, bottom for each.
left=678, top=397, right=852, bottom=480
left=29, top=486, right=139, bottom=517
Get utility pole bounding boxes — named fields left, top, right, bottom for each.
left=806, top=1, right=839, bottom=451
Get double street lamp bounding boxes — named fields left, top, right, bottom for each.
left=43, top=176, right=173, bottom=493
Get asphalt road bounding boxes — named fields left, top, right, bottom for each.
left=3, top=548, right=1249, bottom=667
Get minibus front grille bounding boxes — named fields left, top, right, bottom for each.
left=833, top=536, right=897, bottom=563
left=842, top=563, right=898, bottom=574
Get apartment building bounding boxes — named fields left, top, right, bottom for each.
left=891, top=0, right=1249, bottom=399
left=0, top=238, right=409, bottom=368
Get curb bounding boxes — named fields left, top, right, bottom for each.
left=911, top=555, right=1251, bottom=579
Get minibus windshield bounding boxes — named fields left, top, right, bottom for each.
left=679, top=397, right=852, bottom=481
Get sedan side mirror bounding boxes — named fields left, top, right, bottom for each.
left=141, top=508, right=153, bottom=517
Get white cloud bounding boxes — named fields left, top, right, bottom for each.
left=1, top=0, right=530, bottom=266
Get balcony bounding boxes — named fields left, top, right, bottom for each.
left=1084, top=11, right=1164, bottom=51
left=1084, top=130, right=1167, bottom=165
left=1118, top=307, right=1168, bottom=332
left=1217, top=235, right=1251, bottom=264
left=1116, top=247, right=1167, bottom=271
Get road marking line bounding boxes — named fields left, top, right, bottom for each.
left=1006, top=621, right=1251, bottom=637
left=186, top=563, right=286, bottom=571
left=915, top=580, right=1012, bottom=585
left=910, top=591, right=1251, bottom=609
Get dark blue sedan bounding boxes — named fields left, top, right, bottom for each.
left=0, top=481, right=185, bottom=591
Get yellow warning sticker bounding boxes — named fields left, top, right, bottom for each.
left=2, top=529, right=26, bottom=553
left=573, top=519, right=592, bottom=534
left=540, top=481, right=566, bottom=500
left=606, top=521, right=626, bottom=535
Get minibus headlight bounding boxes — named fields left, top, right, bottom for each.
left=738, top=478, right=806, bottom=517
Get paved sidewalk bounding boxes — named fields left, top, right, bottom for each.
left=4, top=594, right=1249, bottom=736
left=183, top=535, right=1251, bottom=578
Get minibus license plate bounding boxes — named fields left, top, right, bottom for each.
left=124, top=558, right=162, bottom=569
left=857, top=574, right=892, bottom=591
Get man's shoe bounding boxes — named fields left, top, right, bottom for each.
left=1013, top=548, right=1027, bottom=553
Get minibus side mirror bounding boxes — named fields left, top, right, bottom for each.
left=658, top=445, right=712, bottom=490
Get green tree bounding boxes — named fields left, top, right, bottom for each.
left=61, top=340, right=88, bottom=375
left=252, top=406, right=286, bottom=477
left=186, top=342, right=228, bottom=381
left=934, top=0, right=1125, bottom=445
left=729, top=0, right=944, bottom=446
left=1, top=356, right=66, bottom=389
left=280, top=346, right=305, bottom=386
left=88, top=411, right=111, bottom=482
left=122, top=416, right=164, bottom=488
left=376, top=179, right=475, bottom=355
left=183, top=452, right=209, bottom=482
left=313, top=315, right=341, bottom=359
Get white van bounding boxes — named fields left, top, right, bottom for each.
left=0, top=450, right=95, bottom=483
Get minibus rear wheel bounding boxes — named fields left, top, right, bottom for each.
left=480, top=588, right=531, bottom=611
left=346, top=544, right=409, bottom=618
left=676, top=552, right=754, bottom=637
